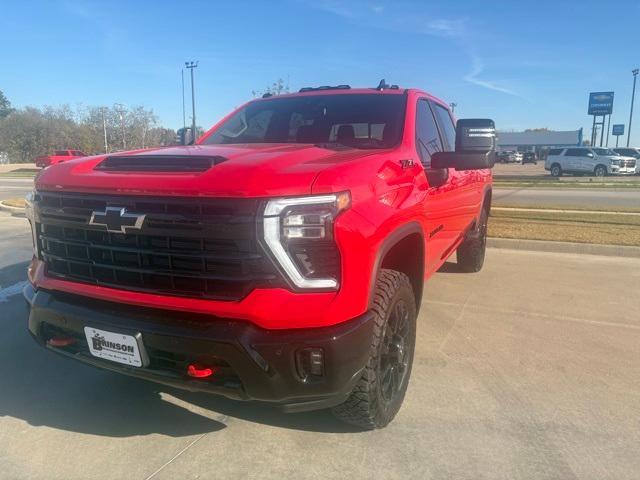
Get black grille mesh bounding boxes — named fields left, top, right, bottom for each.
left=35, top=191, right=281, bottom=300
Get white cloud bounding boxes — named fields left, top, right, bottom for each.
left=423, top=18, right=467, bottom=38
left=464, top=55, right=520, bottom=96
left=308, top=0, right=521, bottom=97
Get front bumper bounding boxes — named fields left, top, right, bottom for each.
left=24, top=284, right=375, bottom=412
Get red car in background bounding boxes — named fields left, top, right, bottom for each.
left=35, top=149, right=87, bottom=168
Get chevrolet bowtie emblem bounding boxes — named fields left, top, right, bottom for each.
left=88, top=207, right=146, bottom=234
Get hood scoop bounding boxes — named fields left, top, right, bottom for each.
left=95, top=155, right=228, bottom=173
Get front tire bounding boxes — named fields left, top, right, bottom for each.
left=594, top=165, right=607, bottom=177
left=457, top=206, right=488, bottom=273
left=332, top=269, right=416, bottom=429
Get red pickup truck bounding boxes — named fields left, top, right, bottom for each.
left=35, top=149, right=87, bottom=168
left=24, top=84, right=494, bottom=429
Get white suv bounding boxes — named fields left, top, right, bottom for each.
left=612, top=148, right=640, bottom=175
left=545, top=147, right=623, bottom=177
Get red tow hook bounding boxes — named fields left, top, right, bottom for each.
left=47, top=336, right=77, bottom=347
left=187, top=364, right=217, bottom=379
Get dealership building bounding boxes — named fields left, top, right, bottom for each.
left=497, top=129, right=583, bottom=153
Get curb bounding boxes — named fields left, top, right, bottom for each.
left=0, top=201, right=26, bottom=217
left=488, top=237, right=640, bottom=258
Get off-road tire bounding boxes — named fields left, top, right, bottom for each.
left=457, top=206, right=488, bottom=273
left=550, top=163, right=562, bottom=177
left=332, top=269, right=416, bottom=429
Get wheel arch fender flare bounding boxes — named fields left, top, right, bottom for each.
left=367, top=221, right=425, bottom=312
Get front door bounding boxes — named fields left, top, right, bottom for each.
left=414, top=98, right=458, bottom=273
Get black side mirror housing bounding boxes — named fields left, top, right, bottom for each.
left=176, top=127, right=194, bottom=146
left=431, top=119, right=496, bottom=171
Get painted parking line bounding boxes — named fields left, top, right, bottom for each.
left=0, top=281, right=27, bottom=303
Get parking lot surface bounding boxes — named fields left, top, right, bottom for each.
left=0, top=178, right=33, bottom=202
left=1, top=212, right=639, bottom=479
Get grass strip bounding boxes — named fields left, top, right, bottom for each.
left=1, top=198, right=26, bottom=208
left=488, top=209, right=640, bottom=246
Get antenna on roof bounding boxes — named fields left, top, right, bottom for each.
left=376, top=79, right=390, bottom=91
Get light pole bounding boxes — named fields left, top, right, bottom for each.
left=628, top=68, right=639, bottom=147
left=449, top=102, right=457, bottom=114
left=185, top=61, right=198, bottom=143
left=181, top=69, right=186, bottom=131
left=115, top=103, right=127, bottom=150
left=101, top=107, right=108, bottom=153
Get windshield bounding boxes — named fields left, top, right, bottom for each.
left=616, top=149, right=640, bottom=158
left=202, top=93, right=407, bottom=149
left=593, top=148, right=617, bottom=156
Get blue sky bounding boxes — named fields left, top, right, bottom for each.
left=2, top=0, right=640, bottom=145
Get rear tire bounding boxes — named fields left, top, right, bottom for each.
left=550, top=163, right=562, bottom=177
left=457, top=207, right=488, bottom=273
left=332, top=269, right=416, bottom=430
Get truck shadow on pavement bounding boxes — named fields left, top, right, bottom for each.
left=437, top=260, right=465, bottom=273
left=0, top=262, right=360, bottom=437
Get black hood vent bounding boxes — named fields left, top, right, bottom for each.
left=95, top=155, right=227, bottom=173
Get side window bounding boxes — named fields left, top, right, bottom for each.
left=415, top=100, right=443, bottom=167
left=548, top=148, right=563, bottom=156
left=244, top=110, right=273, bottom=140
left=431, top=103, right=456, bottom=152
left=565, top=148, right=584, bottom=156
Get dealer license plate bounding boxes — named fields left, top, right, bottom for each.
left=84, top=327, right=143, bottom=367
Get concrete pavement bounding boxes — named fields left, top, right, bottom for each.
left=1, top=211, right=639, bottom=479
left=0, top=178, right=34, bottom=202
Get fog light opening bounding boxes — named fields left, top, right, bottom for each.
left=296, top=348, right=325, bottom=380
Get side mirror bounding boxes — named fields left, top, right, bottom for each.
left=431, top=119, right=496, bottom=171
left=177, top=127, right=194, bottom=145
left=586, top=152, right=594, bottom=158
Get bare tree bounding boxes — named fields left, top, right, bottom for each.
left=0, top=103, right=176, bottom=163
left=252, top=78, right=290, bottom=97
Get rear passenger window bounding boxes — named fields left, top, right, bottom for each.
left=431, top=103, right=456, bottom=152
left=415, top=100, right=443, bottom=167
left=565, top=148, right=585, bottom=156
left=548, top=148, right=563, bottom=156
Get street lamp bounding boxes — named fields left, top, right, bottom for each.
left=449, top=102, right=457, bottom=114
left=114, top=103, right=127, bottom=150
left=628, top=68, right=639, bottom=147
left=101, top=107, right=108, bottom=153
left=185, top=61, right=198, bottom=143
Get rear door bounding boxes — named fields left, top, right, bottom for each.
left=563, top=148, right=587, bottom=172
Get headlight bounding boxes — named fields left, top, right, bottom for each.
left=263, top=192, right=350, bottom=289
left=610, top=159, right=619, bottom=165
left=25, top=190, right=39, bottom=255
